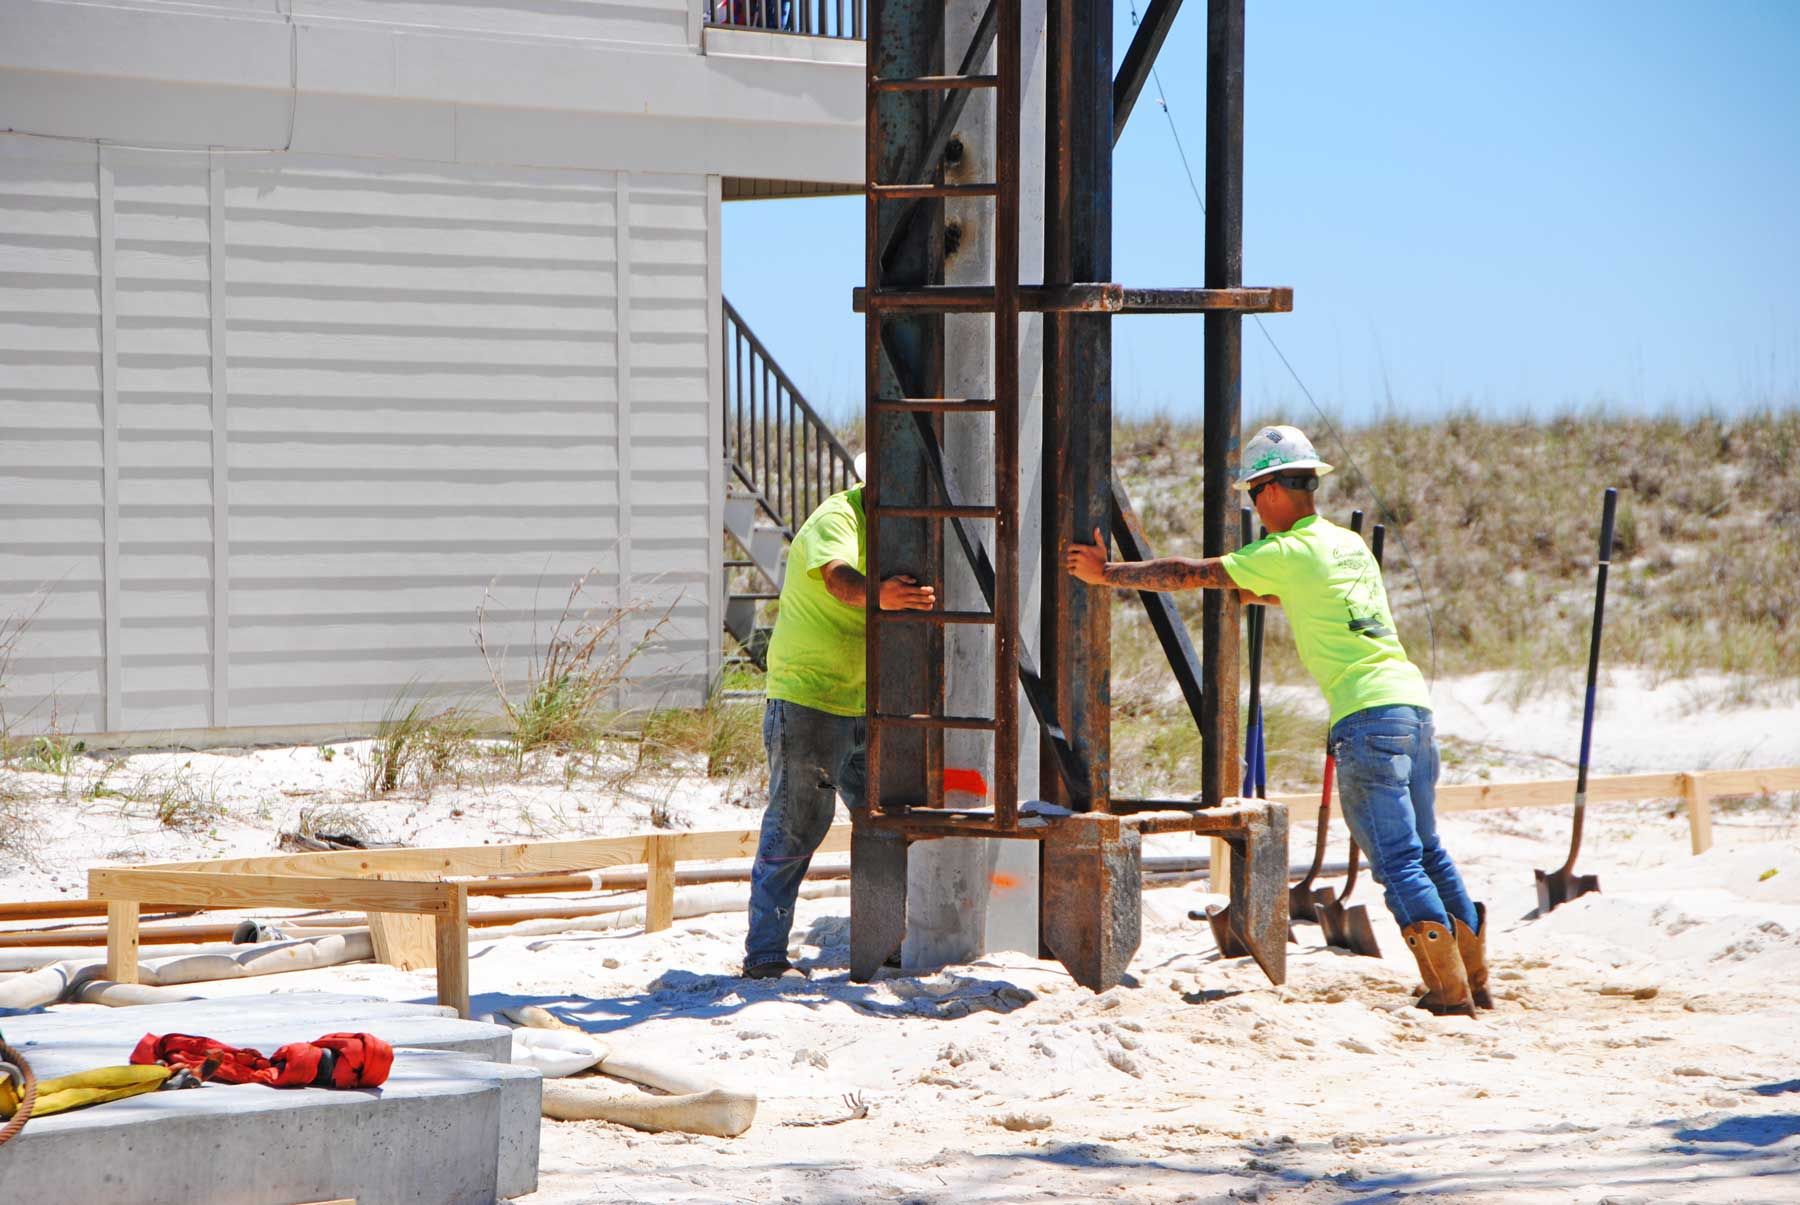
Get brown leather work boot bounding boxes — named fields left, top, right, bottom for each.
left=1402, top=919, right=1478, bottom=1019
left=1453, top=902, right=1494, bottom=1010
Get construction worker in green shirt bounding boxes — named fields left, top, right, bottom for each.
left=743, top=459, right=936, bottom=979
left=1065, top=425, right=1488, bottom=1019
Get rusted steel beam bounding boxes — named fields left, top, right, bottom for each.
left=1112, top=0, right=1184, bottom=144
left=1041, top=813, right=1142, bottom=990
left=877, top=0, right=1000, bottom=265
left=991, top=0, right=1023, bottom=831
left=864, top=0, right=945, bottom=817
left=853, top=284, right=1293, bottom=313
left=849, top=825, right=910, bottom=979
left=864, top=809, right=1050, bottom=839
left=1042, top=0, right=1113, bottom=814
left=1198, top=0, right=1245, bottom=811
left=1109, top=471, right=1206, bottom=736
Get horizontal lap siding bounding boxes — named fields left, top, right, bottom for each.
left=1, top=142, right=717, bottom=737
left=114, top=155, right=215, bottom=730
left=222, top=159, right=626, bottom=727
left=0, top=140, right=105, bottom=734
left=623, top=175, right=710, bottom=701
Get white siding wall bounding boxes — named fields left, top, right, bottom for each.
left=0, top=136, right=718, bottom=739
left=621, top=173, right=714, bottom=696
left=0, top=139, right=105, bottom=735
left=115, top=151, right=216, bottom=731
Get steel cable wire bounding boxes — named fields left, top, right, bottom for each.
left=1123, top=3, right=1442, bottom=682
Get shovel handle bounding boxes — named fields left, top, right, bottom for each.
left=1295, top=753, right=1335, bottom=891
left=1564, top=488, right=1617, bottom=873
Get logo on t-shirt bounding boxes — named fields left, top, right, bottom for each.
left=1336, top=545, right=1394, bottom=640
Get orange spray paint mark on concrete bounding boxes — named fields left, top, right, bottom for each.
left=989, top=872, right=1022, bottom=891
left=944, top=768, right=989, bottom=798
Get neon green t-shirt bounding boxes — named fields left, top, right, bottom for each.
left=765, top=487, right=868, bottom=718
left=1220, top=514, right=1430, bottom=727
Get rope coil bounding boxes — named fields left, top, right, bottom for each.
left=0, top=1036, right=37, bottom=1146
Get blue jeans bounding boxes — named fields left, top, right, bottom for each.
left=745, top=700, right=867, bottom=967
left=1330, top=704, right=1478, bottom=933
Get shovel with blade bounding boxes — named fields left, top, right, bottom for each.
left=1208, top=510, right=1271, bottom=958
left=1535, top=487, right=1617, bottom=913
left=1313, top=838, right=1380, bottom=956
left=1313, top=517, right=1383, bottom=957
left=1289, top=750, right=1335, bottom=922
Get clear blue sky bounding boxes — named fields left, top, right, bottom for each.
left=724, top=2, right=1800, bottom=425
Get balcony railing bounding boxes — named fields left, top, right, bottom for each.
left=706, top=0, right=864, bottom=39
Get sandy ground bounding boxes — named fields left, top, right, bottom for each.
left=3, top=672, right=1798, bottom=1203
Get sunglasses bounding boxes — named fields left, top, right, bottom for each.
left=1247, top=472, right=1319, bottom=502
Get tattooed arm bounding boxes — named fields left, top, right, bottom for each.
left=1065, top=528, right=1277, bottom=604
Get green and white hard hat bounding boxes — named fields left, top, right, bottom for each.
left=1235, top=424, right=1334, bottom=491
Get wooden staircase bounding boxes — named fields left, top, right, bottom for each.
left=721, top=297, right=858, bottom=669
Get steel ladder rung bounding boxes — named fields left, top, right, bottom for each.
left=870, top=398, right=999, bottom=413
left=871, top=74, right=1000, bottom=92
left=868, top=183, right=998, bottom=200
left=869, top=503, right=999, bottom=520
left=872, top=609, right=997, bottom=626
left=870, top=713, right=998, bottom=731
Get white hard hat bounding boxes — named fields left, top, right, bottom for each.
left=852, top=452, right=867, bottom=482
left=1235, top=425, right=1334, bottom=491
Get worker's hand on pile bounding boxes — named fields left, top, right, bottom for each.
left=879, top=574, right=937, bottom=611
left=1065, top=528, right=1109, bottom=585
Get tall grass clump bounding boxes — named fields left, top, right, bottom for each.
left=477, top=571, right=675, bottom=763
left=0, top=591, right=48, bottom=762
left=641, top=701, right=765, bottom=778
left=362, top=688, right=482, bottom=796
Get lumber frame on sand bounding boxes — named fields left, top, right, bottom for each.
left=87, top=825, right=854, bottom=1017
left=83, top=769, right=1796, bottom=1016
left=1263, top=767, right=1800, bottom=858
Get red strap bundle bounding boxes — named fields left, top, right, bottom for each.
left=130, top=1032, right=393, bottom=1089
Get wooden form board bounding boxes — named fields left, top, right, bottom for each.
left=366, top=873, right=439, bottom=972
left=1266, top=767, right=1800, bottom=857
left=88, top=823, right=854, bottom=1018
left=86, top=768, right=1798, bottom=1017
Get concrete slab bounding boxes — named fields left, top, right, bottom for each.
left=0, top=993, right=541, bottom=1202
left=6, top=992, right=512, bottom=1065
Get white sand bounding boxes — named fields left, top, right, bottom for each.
left=3, top=677, right=1797, bottom=1202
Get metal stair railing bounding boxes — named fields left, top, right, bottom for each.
left=723, top=296, right=859, bottom=539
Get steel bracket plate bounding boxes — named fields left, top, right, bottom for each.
left=1041, top=813, right=1142, bottom=991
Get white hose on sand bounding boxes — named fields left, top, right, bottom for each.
left=491, top=880, right=850, bottom=941
left=500, top=1005, right=759, bottom=1138
left=540, top=1080, right=758, bottom=1138
left=503, top=1027, right=611, bottom=1078
left=69, top=980, right=204, bottom=1007
left=0, top=932, right=376, bottom=1010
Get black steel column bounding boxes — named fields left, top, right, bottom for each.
left=1042, top=0, right=1112, bottom=809
left=1200, top=0, right=1243, bottom=808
